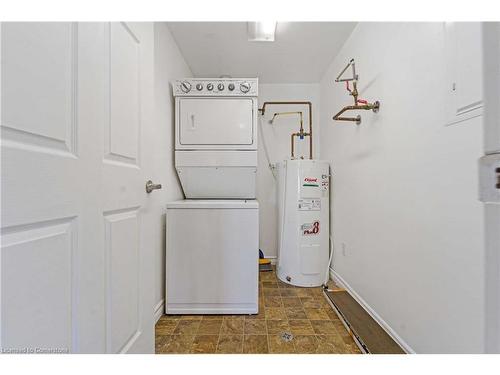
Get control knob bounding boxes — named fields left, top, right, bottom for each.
left=196, top=83, right=203, bottom=91
left=180, top=81, right=192, bottom=93
left=218, top=83, right=225, bottom=91
left=240, top=82, right=251, bottom=93
left=207, top=83, right=214, bottom=91
left=228, top=83, right=235, bottom=91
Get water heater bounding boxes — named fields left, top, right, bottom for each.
left=277, top=160, right=330, bottom=287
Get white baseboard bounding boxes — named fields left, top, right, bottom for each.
left=154, top=299, right=165, bottom=323
left=329, top=268, right=415, bottom=354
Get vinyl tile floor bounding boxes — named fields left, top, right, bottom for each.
left=155, top=267, right=361, bottom=354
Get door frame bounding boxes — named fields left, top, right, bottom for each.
left=482, top=21, right=500, bottom=354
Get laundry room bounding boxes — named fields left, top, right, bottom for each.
left=149, top=21, right=490, bottom=356
left=1, top=1, right=500, bottom=372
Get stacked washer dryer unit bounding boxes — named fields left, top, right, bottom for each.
left=166, top=78, right=259, bottom=315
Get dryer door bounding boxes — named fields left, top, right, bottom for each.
left=179, top=98, right=254, bottom=146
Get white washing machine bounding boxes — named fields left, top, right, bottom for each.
left=166, top=78, right=259, bottom=314
left=166, top=200, right=258, bottom=314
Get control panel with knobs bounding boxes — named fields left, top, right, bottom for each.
left=240, top=82, right=251, bottom=93
left=174, top=79, right=258, bottom=96
left=180, top=81, right=192, bottom=93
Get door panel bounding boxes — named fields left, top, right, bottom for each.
left=1, top=23, right=76, bottom=153
left=104, top=208, right=140, bottom=353
left=1, top=22, right=82, bottom=353
left=1, top=218, right=76, bottom=352
left=108, top=23, right=140, bottom=164
left=1, top=22, right=155, bottom=353
left=101, top=22, right=155, bottom=353
left=179, top=98, right=253, bottom=145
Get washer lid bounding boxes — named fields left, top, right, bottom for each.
left=166, top=199, right=259, bottom=209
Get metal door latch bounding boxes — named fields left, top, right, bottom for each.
left=146, top=180, right=162, bottom=193
left=479, top=155, right=500, bottom=203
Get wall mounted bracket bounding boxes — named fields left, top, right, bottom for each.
left=333, top=101, right=380, bottom=125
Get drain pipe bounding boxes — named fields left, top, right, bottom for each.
left=322, top=235, right=335, bottom=290
left=323, top=165, right=334, bottom=290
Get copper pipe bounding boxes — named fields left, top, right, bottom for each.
left=336, top=116, right=361, bottom=124
left=271, top=111, right=304, bottom=134
left=333, top=58, right=380, bottom=125
left=332, top=101, right=380, bottom=125
left=259, top=101, right=313, bottom=159
left=351, top=81, right=359, bottom=105
left=291, top=132, right=311, bottom=159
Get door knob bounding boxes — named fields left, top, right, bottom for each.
left=146, top=180, right=162, bottom=193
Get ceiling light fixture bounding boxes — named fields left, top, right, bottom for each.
left=247, top=22, right=277, bottom=42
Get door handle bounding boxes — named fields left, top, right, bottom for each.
left=190, top=114, right=196, bottom=130
left=146, top=180, right=162, bottom=193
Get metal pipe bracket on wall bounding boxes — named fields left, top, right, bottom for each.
left=332, top=58, right=380, bottom=125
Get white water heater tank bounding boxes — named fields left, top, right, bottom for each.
left=277, top=160, right=330, bottom=287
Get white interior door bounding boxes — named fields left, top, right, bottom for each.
left=1, top=22, right=156, bottom=353
left=101, top=22, right=156, bottom=354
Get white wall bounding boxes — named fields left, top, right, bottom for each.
left=153, top=23, right=192, bottom=315
left=319, top=23, right=485, bottom=353
left=257, top=84, right=320, bottom=258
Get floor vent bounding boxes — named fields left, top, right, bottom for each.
left=280, top=332, right=294, bottom=342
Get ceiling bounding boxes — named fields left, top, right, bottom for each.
left=167, top=22, right=357, bottom=83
